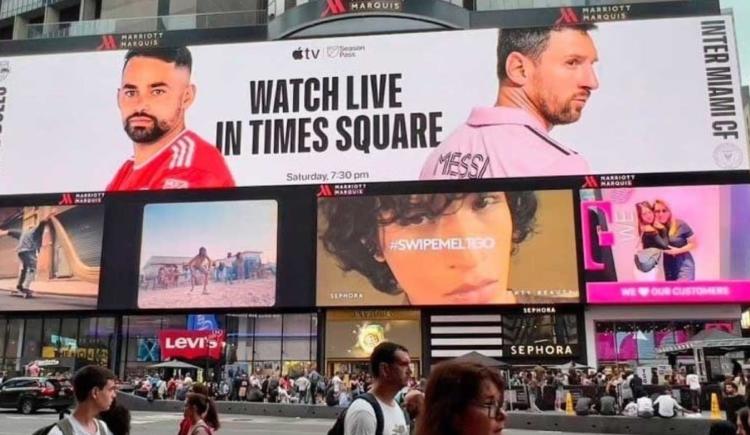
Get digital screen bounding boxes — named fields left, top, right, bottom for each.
left=137, top=200, right=278, bottom=309
left=0, top=204, right=104, bottom=311
left=317, top=190, right=579, bottom=306
left=0, top=16, right=745, bottom=195
left=581, top=185, right=750, bottom=303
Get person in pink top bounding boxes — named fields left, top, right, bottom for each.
left=421, top=24, right=600, bottom=179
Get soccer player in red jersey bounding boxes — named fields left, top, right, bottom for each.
left=107, top=47, right=235, bottom=191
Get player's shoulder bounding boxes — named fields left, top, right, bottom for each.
left=165, top=131, right=223, bottom=170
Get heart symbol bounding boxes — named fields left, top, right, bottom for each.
left=638, top=287, right=650, bottom=297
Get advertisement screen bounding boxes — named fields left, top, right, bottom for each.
left=0, top=204, right=104, bottom=311
left=581, top=184, right=750, bottom=304
left=0, top=16, right=745, bottom=194
left=138, top=200, right=278, bottom=309
left=317, top=190, right=579, bottom=306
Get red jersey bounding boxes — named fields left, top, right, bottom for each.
left=107, top=130, right=235, bottom=191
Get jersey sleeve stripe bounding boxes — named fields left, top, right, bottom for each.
left=523, top=126, right=572, bottom=156
left=183, top=136, right=196, bottom=168
left=168, top=144, right=181, bottom=169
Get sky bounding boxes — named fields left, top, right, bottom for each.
left=139, top=200, right=278, bottom=266
left=722, top=0, right=750, bottom=86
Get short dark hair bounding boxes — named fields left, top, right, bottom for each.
left=72, top=365, right=115, bottom=403
left=497, top=24, right=596, bottom=81
left=370, top=341, right=408, bottom=379
left=98, top=400, right=131, bottom=435
left=123, top=47, right=192, bottom=72
left=319, top=192, right=537, bottom=295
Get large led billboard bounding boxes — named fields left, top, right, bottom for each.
left=137, top=200, right=278, bottom=309
left=0, top=204, right=104, bottom=311
left=0, top=16, right=745, bottom=194
left=581, top=184, right=750, bottom=304
left=317, top=190, right=579, bottom=306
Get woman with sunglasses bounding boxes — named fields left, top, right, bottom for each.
left=417, top=360, right=505, bottom=435
left=653, top=199, right=696, bottom=281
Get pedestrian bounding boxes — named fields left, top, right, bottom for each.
left=403, top=389, right=424, bottom=435
left=295, top=372, right=311, bottom=404
left=334, top=341, right=412, bottom=435
left=738, top=407, right=750, bottom=435
left=309, top=365, right=322, bottom=404
left=416, top=359, right=505, bottom=435
left=724, top=382, right=745, bottom=426
left=46, top=365, right=116, bottom=435
left=183, top=393, right=220, bottom=435
left=686, top=368, right=702, bottom=411
left=708, top=420, right=737, bottom=435
left=653, top=388, right=685, bottom=418
left=636, top=394, right=654, bottom=418
left=98, top=399, right=131, bottom=435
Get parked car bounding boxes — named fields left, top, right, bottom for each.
left=0, top=377, right=73, bottom=414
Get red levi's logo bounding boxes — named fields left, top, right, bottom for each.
left=159, top=330, right=225, bottom=360
left=97, top=35, right=118, bottom=50
left=321, top=0, right=347, bottom=17
left=556, top=7, right=580, bottom=25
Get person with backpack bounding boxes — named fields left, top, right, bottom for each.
left=329, top=341, right=412, bottom=435
left=309, top=366, right=322, bottom=404
left=37, top=365, right=117, bottom=435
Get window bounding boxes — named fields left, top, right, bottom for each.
left=254, top=315, right=282, bottom=362
left=283, top=314, right=313, bottom=361
left=22, top=318, right=42, bottom=361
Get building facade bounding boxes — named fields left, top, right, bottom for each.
left=0, top=0, right=746, bottom=387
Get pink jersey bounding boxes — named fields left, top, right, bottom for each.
left=420, top=106, right=589, bottom=180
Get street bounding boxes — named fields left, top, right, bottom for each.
left=1, top=410, right=625, bottom=435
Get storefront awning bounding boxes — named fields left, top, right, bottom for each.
left=656, top=329, right=750, bottom=354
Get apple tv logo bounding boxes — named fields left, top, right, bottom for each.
left=292, top=47, right=321, bottom=60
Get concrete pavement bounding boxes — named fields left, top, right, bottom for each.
left=0, top=410, right=626, bottom=435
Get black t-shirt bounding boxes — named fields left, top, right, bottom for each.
left=725, top=395, right=745, bottom=423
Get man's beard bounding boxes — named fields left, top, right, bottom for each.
left=123, top=112, right=172, bottom=143
left=537, top=95, right=583, bottom=126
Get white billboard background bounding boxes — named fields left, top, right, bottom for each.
left=0, top=16, right=746, bottom=195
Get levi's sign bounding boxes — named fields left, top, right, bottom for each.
left=159, top=330, right=225, bottom=360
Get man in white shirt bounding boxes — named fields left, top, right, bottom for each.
left=636, top=395, right=654, bottom=418
left=332, top=372, right=343, bottom=395
left=685, top=369, right=701, bottom=411
left=48, top=365, right=116, bottom=435
left=344, top=341, right=412, bottom=435
left=295, top=373, right=311, bottom=404
left=654, top=389, right=685, bottom=418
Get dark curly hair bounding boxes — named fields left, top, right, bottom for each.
left=319, top=192, right=537, bottom=295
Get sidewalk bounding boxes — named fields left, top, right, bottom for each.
left=0, top=277, right=98, bottom=297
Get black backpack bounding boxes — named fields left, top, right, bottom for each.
left=328, top=392, right=384, bottom=435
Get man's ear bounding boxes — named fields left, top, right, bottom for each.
left=504, top=52, right=533, bottom=86
left=182, top=84, right=196, bottom=109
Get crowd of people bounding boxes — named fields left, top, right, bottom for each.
left=29, top=349, right=750, bottom=434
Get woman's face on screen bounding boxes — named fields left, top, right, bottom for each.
left=377, top=193, right=515, bottom=305
left=654, top=202, right=671, bottom=225
left=638, top=205, right=655, bottom=225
